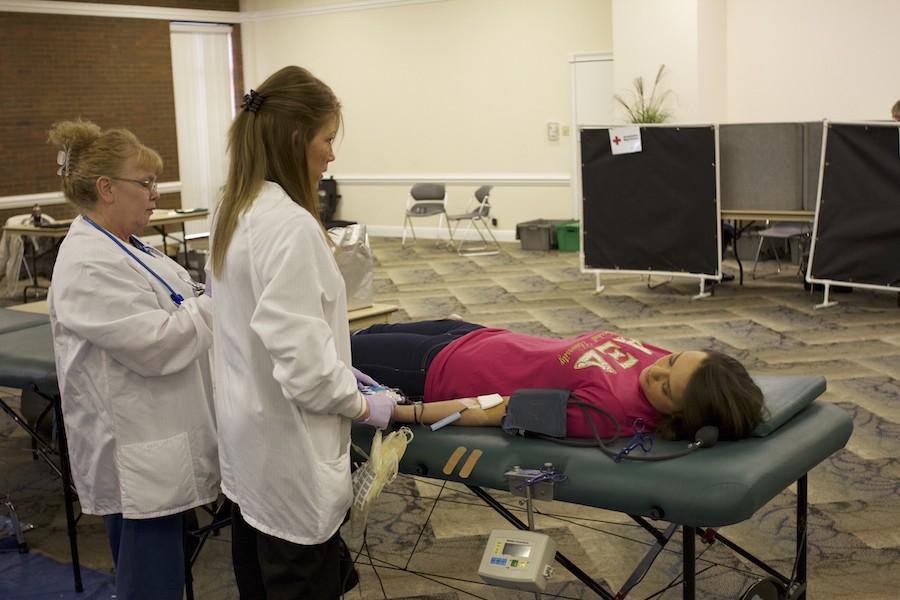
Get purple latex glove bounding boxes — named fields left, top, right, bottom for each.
left=359, top=391, right=398, bottom=429
left=351, top=366, right=378, bottom=389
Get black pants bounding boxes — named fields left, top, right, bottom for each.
left=231, top=504, right=357, bottom=599
left=350, top=319, right=484, bottom=398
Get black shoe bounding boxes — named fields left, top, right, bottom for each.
left=721, top=272, right=735, bottom=282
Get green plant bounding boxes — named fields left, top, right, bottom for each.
left=613, top=64, right=673, bottom=123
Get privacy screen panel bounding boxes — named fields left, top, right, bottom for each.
left=809, top=123, right=900, bottom=288
left=802, top=121, right=825, bottom=210
left=717, top=122, right=824, bottom=211
left=581, top=126, right=719, bottom=275
left=719, top=123, right=805, bottom=211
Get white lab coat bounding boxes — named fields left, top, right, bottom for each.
left=48, top=216, right=219, bottom=519
left=211, top=182, right=364, bottom=545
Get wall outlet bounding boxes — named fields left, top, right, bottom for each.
left=547, top=121, right=560, bottom=141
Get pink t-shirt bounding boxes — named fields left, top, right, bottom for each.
left=424, top=328, right=670, bottom=438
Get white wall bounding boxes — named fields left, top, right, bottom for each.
left=696, top=0, right=726, bottom=122
left=726, top=0, right=900, bottom=122
left=240, top=0, right=612, bottom=234
left=612, top=0, right=702, bottom=123
left=612, top=0, right=900, bottom=125
left=237, top=0, right=900, bottom=235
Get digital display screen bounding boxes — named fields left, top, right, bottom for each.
left=502, top=542, right=531, bottom=558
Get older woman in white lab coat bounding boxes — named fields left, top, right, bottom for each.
left=47, top=120, right=218, bottom=600
left=209, top=67, right=397, bottom=599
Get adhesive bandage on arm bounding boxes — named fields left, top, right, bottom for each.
left=430, top=393, right=505, bottom=431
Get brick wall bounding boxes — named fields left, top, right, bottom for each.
left=0, top=14, right=182, bottom=197
left=54, top=1, right=239, bottom=11
left=0, top=2, right=242, bottom=225
left=232, top=23, right=244, bottom=109
left=0, top=192, right=181, bottom=231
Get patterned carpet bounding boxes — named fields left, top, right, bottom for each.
left=2, top=237, right=898, bottom=599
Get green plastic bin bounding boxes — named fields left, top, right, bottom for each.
left=555, top=220, right=580, bottom=252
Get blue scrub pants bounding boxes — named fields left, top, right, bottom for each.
left=103, top=512, right=185, bottom=600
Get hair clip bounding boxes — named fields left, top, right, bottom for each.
left=56, top=146, right=71, bottom=177
left=241, top=89, right=266, bottom=114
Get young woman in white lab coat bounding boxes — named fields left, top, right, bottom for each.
left=209, top=66, right=396, bottom=598
left=47, top=120, right=218, bottom=600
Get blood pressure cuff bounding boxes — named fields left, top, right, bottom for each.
left=501, top=389, right=570, bottom=438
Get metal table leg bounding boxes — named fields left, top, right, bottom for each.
left=52, top=397, right=83, bottom=592
left=683, top=525, right=695, bottom=600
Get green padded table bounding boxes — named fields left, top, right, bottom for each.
left=351, top=375, right=852, bottom=600
left=0, top=311, right=853, bottom=599
left=0, top=307, right=49, bottom=335
left=0, top=323, right=58, bottom=395
left=0, top=321, right=81, bottom=592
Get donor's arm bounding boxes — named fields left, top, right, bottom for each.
left=393, top=396, right=508, bottom=427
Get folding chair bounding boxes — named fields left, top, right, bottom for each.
left=1, top=216, right=28, bottom=296
left=446, top=185, right=500, bottom=256
left=0, top=213, right=54, bottom=299
left=400, top=183, right=453, bottom=248
left=751, top=221, right=812, bottom=278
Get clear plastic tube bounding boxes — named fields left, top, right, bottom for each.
left=350, top=426, right=414, bottom=536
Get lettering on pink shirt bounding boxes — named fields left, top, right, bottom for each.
left=572, top=336, right=651, bottom=374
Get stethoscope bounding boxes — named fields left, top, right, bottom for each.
left=83, top=215, right=202, bottom=307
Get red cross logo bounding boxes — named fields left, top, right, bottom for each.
left=612, top=136, right=622, bottom=145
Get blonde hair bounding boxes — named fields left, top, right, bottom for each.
left=211, top=66, right=342, bottom=275
left=47, top=119, right=162, bottom=210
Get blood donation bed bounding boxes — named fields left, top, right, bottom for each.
left=0, top=308, right=852, bottom=599
left=351, top=375, right=852, bottom=599
left=0, top=314, right=83, bottom=591
left=0, top=309, right=216, bottom=598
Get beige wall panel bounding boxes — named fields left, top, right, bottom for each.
left=241, top=0, right=611, bottom=233
left=612, top=0, right=701, bottom=123
left=335, top=182, right=572, bottom=238
left=727, top=0, right=900, bottom=122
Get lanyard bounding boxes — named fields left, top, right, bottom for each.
left=82, top=216, right=185, bottom=306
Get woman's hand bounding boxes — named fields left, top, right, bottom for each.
left=358, top=391, right=399, bottom=429
left=351, top=366, right=378, bottom=388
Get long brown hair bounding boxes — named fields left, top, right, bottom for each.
left=211, top=66, right=342, bottom=275
left=47, top=119, right=162, bottom=210
left=655, top=350, right=765, bottom=441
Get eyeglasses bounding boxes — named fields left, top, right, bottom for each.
left=110, top=177, right=159, bottom=194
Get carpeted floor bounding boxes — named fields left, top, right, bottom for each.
left=1, top=237, right=898, bottom=599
